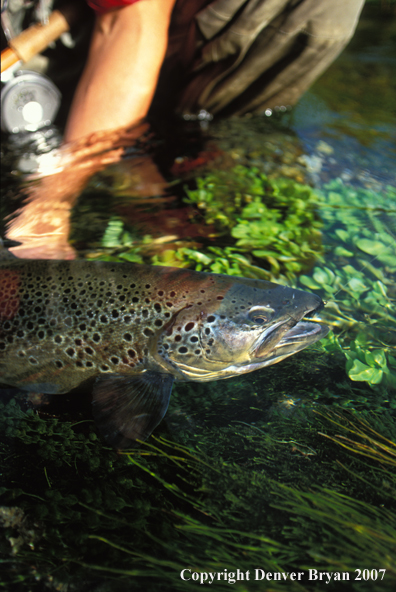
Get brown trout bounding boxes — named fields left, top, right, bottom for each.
left=0, top=259, right=328, bottom=447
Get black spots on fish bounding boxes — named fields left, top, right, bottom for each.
left=154, top=319, right=163, bottom=327
left=54, top=335, right=63, bottom=344
left=190, top=336, right=198, bottom=343
left=28, top=356, right=38, bottom=365
left=93, top=333, right=101, bottom=343
left=85, top=347, right=94, bottom=355
left=205, top=327, right=211, bottom=336
left=184, top=322, right=195, bottom=332
left=165, top=302, right=173, bottom=308
left=16, top=329, right=25, bottom=338
left=157, top=290, right=164, bottom=297
left=3, top=320, right=12, bottom=331
left=128, top=349, right=136, bottom=358
left=178, top=346, right=188, bottom=354
left=37, top=330, right=45, bottom=340
left=17, top=350, right=25, bottom=357
left=101, top=364, right=110, bottom=372
left=100, top=314, right=109, bottom=324
left=123, top=333, right=132, bottom=342
left=66, top=347, right=75, bottom=358
left=79, top=323, right=87, bottom=331
left=0, top=342, right=6, bottom=351
left=111, top=310, right=119, bottom=319
left=75, top=338, right=82, bottom=346
left=143, top=328, right=154, bottom=337
left=26, top=321, right=34, bottom=331
left=174, top=335, right=182, bottom=342
left=132, top=296, right=139, bottom=303
left=164, top=312, right=171, bottom=318
left=111, top=356, right=120, bottom=365
left=142, top=309, right=149, bottom=319
left=207, top=315, right=216, bottom=323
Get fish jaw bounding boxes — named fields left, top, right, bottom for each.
left=156, top=280, right=329, bottom=381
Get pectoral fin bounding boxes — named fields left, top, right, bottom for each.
left=92, top=371, right=174, bottom=449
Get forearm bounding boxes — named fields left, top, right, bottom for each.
left=64, top=0, right=176, bottom=142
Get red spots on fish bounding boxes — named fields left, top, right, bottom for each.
left=0, top=269, right=20, bottom=321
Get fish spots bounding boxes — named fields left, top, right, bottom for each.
left=178, top=346, right=188, bottom=354
left=0, top=269, right=21, bottom=321
left=207, top=315, right=216, bottom=323
left=184, top=322, right=195, bottom=331
left=66, top=347, right=75, bottom=358
left=123, top=333, right=132, bottom=342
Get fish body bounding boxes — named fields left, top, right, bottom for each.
left=0, top=259, right=328, bottom=447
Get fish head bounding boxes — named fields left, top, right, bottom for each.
left=155, top=276, right=329, bottom=381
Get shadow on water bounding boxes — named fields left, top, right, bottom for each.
left=1, top=4, right=396, bottom=592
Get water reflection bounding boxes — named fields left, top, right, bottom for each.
left=5, top=122, right=151, bottom=259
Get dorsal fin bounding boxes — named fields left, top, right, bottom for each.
left=0, top=238, right=20, bottom=260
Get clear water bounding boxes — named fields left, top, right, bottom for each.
left=1, top=6, right=395, bottom=592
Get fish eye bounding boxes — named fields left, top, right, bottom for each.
left=248, top=306, right=273, bottom=325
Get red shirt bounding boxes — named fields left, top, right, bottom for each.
left=87, top=0, right=142, bottom=14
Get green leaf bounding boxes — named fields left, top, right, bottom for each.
left=356, top=239, right=388, bottom=256
left=347, top=359, right=383, bottom=384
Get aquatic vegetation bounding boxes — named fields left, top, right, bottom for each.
left=95, top=166, right=323, bottom=282
left=299, top=180, right=396, bottom=391
left=1, top=391, right=396, bottom=592
left=184, top=166, right=323, bottom=279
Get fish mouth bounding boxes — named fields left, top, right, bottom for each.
left=254, top=302, right=329, bottom=360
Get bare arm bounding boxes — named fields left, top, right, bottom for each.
left=64, top=0, right=176, bottom=142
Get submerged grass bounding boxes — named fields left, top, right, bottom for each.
left=1, top=387, right=396, bottom=591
